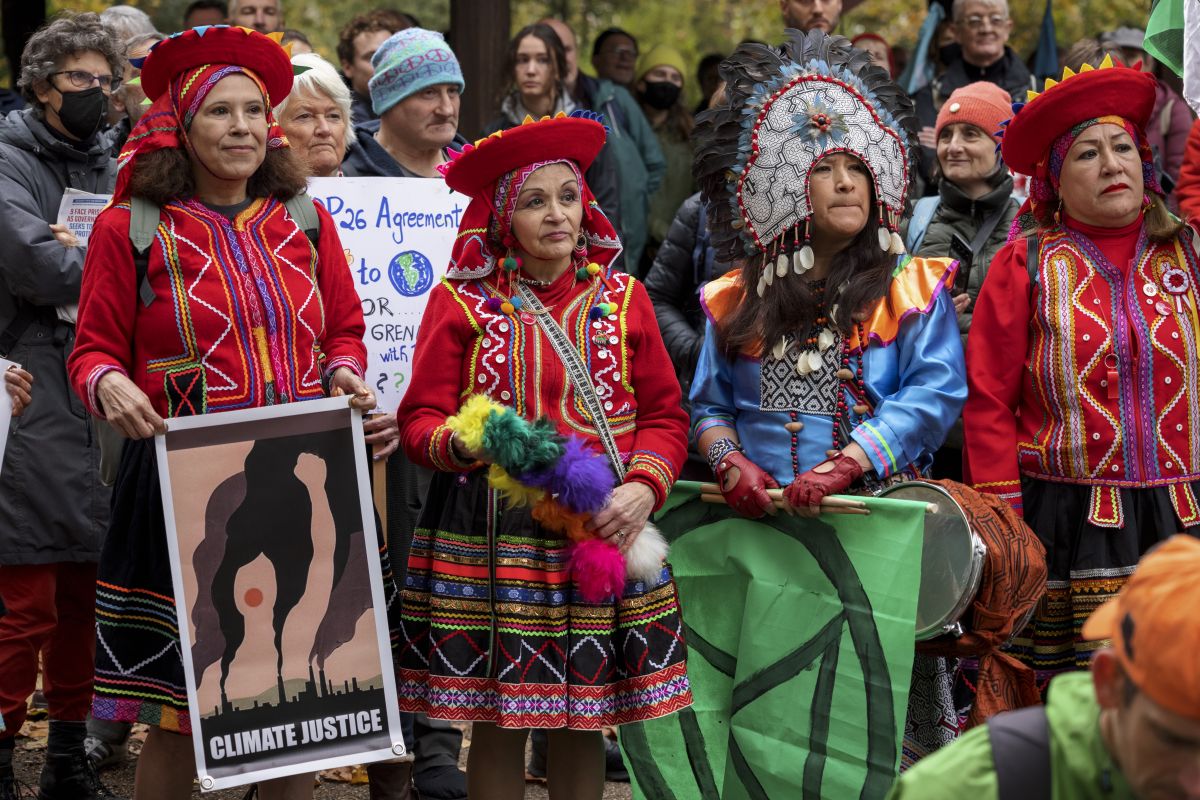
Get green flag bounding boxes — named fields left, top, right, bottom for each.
left=621, top=482, right=926, bottom=799
left=1146, top=0, right=1185, bottom=76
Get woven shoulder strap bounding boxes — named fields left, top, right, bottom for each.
left=514, top=282, right=625, bottom=481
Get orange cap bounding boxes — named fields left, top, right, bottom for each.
left=1082, top=535, right=1200, bottom=721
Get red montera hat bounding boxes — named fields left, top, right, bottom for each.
left=137, top=25, right=294, bottom=107
left=440, top=111, right=607, bottom=200
left=1000, top=55, right=1156, bottom=176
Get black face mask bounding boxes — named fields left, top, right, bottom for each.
left=53, top=86, right=108, bottom=141
left=641, top=81, right=682, bottom=111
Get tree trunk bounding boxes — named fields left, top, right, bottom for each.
left=449, top=0, right=511, bottom=142
left=3, top=0, right=45, bottom=89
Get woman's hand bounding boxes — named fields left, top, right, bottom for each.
left=96, top=372, right=165, bottom=439
left=330, top=367, right=376, bottom=411
left=716, top=450, right=778, bottom=519
left=450, top=432, right=485, bottom=464
left=363, top=412, right=399, bottom=461
left=588, top=482, right=656, bottom=553
left=781, top=449, right=866, bottom=518
left=952, top=292, right=971, bottom=316
left=4, top=367, right=32, bottom=417
left=48, top=223, right=79, bottom=249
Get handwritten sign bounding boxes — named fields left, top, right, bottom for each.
left=309, top=178, right=467, bottom=407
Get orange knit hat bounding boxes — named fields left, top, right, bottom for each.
left=934, top=81, right=1013, bottom=145
left=1083, top=535, right=1200, bottom=722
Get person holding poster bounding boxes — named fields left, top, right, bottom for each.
left=964, top=57, right=1200, bottom=687
left=67, top=25, right=373, bottom=800
left=397, top=111, right=692, bottom=800
left=687, top=30, right=970, bottom=765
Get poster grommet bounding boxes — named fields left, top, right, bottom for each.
left=200, top=776, right=215, bottom=791
left=391, top=743, right=406, bottom=756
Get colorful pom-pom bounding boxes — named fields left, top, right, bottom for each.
left=532, top=497, right=590, bottom=541
left=480, top=406, right=534, bottom=472
left=588, top=305, right=605, bottom=320
left=485, top=297, right=503, bottom=312
left=503, top=256, right=519, bottom=271
left=500, top=301, right=515, bottom=315
left=510, top=296, right=524, bottom=310
left=570, top=538, right=627, bottom=604
left=547, top=437, right=615, bottom=515
left=575, top=267, right=590, bottom=280
left=487, top=464, right=545, bottom=508
left=444, top=394, right=498, bottom=455
left=586, top=262, right=601, bottom=276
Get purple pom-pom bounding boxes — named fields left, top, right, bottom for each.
left=570, top=538, right=626, bottom=603
left=589, top=305, right=605, bottom=320
left=548, top=437, right=616, bottom=514
left=485, top=297, right=503, bottom=312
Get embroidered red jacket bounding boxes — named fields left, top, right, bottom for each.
left=69, top=198, right=366, bottom=418
left=397, top=267, right=688, bottom=509
left=964, top=217, right=1200, bottom=523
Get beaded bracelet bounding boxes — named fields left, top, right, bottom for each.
left=706, top=437, right=742, bottom=472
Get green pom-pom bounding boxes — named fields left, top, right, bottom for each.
left=522, top=418, right=566, bottom=473
left=481, top=406, right=535, bottom=471
left=503, top=256, right=519, bottom=271
left=576, top=267, right=590, bottom=280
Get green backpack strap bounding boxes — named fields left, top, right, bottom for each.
left=128, top=195, right=160, bottom=308
left=284, top=192, right=321, bottom=249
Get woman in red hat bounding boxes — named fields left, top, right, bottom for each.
left=67, top=26, right=372, bottom=799
left=396, top=111, right=691, bottom=799
left=964, top=56, right=1200, bottom=689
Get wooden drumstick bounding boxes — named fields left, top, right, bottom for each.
left=698, top=483, right=936, bottom=514
left=699, top=492, right=871, bottom=516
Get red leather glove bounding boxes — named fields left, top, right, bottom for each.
left=783, top=452, right=865, bottom=513
left=715, top=450, right=779, bottom=519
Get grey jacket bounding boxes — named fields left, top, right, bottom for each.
left=906, top=171, right=1018, bottom=337
left=0, top=108, right=116, bottom=564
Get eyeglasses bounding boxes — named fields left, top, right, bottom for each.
left=50, top=70, right=121, bottom=94
left=963, top=14, right=1008, bottom=29
left=603, top=46, right=638, bottom=60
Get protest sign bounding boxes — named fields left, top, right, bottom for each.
left=309, top=177, right=467, bottom=407
left=0, top=358, right=16, bottom=478
left=55, top=188, right=111, bottom=323
left=621, top=482, right=926, bottom=800
left=56, top=188, right=110, bottom=246
left=156, top=397, right=403, bottom=791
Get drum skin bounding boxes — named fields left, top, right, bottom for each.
left=914, top=480, right=1047, bottom=727
left=878, top=481, right=986, bottom=640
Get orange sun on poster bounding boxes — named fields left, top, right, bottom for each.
left=244, top=588, right=264, bottom=608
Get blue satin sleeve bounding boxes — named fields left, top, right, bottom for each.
left=688, top=321, right=738, bottom=441
left=850, top=289, right=967, bottom=478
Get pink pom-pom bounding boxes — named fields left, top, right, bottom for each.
left=570, top=538, right=627, bottom=604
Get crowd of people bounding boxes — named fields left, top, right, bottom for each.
left=0, top=0, right=1199, bottom=799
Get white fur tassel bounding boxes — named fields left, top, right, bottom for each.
left=624, top=521, right=669, bottom=584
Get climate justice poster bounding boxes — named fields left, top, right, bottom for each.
left=156, top=397, right=403, bottom=791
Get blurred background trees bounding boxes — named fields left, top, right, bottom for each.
left=2, top=0, right=1153, bottom=103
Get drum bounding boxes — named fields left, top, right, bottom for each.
left=878, top=481, right=987, bottom=641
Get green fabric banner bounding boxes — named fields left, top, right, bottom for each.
left=621, top=482, right=926, bottom=800
left=1146, top=0, right=1184, bottom=76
